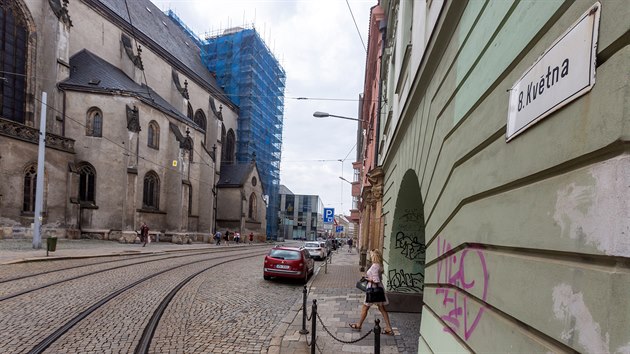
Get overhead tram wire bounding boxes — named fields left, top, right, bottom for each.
left=345, top=0, right=367, bottom=53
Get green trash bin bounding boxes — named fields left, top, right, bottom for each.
left=46, top=237, right=58, bottom=255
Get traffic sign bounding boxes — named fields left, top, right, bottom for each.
left=323, top=208, right=334, bottom=223
left=335, top=226, right=343, bottom=233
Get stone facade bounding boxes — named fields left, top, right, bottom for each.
left=0, top=0, right=240, bottom=243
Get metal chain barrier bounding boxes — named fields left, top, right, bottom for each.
left=316, top=312, right=373, bottom=344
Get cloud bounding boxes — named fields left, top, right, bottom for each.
left=151, top=0, right=374, bottom=214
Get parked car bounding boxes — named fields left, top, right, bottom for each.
left=304, top=241, right=327, bottom=260
left=263, top=246, right=314, bottom=283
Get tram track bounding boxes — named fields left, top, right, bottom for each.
left=0, top=245, right=268, bottom=302
left=26, top=249, right=268, bottom=354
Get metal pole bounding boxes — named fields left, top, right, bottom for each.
left=299, top=285, right=309, bottom=334
left=33, top=92, right=47, bottom=249
left=310, top=299, right=317, bottom=354
left=374, top=318, right=381, bottom=354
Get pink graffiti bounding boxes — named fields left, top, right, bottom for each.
left=435, top=236, right=489, bottom=340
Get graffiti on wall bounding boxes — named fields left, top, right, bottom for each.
left=395, top=231, right=426, bottom=261
left=388, top=268, right=424, bottom=292
left=435, top=236, right=489, bottom=340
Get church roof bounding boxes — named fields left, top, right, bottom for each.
left=59, top=49, right=197, bottom=128
left=83, top=0, right=233, bottom=108
left=217, top=162, right=264, bottom=193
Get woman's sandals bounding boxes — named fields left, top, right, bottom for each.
left=348, top=323, right=361, bottom=331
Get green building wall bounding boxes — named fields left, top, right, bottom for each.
left=379, top=0, right=629, bottom=352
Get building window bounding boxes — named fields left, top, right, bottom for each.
left=23, top=165, right=36, bottom=212
left=248, top=192, right=257, bottom=220
left=78, top=163, right=96, bottom=203
left=86, top=107, right=103, bottom=137
left=148, top=120, right=159, bottom=149
left=354, top=168, right=360, bottom=182
left=222, top=129, right=235, bottom=164
left=187, top=102, right=193, bottom=119
left=251, top=176, right=257, bottom=186
left=0, top=2, right=28, bottom=123
left=143, top=171, right=160, bottom=209
left=194, top=109, right=206, bottom=131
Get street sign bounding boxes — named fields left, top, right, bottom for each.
left=336, top=226, right=343, bottom=233
left=507, top=3, right=600, bottom=141
left=323, top=208, right=334, bottom=223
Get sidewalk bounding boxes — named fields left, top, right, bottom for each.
left=272, top=248, right=420, bottom=354
left=0, top=238, right=252, bottom=265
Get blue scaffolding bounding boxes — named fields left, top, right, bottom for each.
left=168, top=17, right=285, bottom=238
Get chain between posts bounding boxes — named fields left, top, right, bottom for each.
left=316, top=312, right=373, bottom=344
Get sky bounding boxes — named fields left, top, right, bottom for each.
left=149, top=0, right=375, bottom=215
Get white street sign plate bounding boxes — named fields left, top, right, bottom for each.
left=507, top=3, right=600, bottom=141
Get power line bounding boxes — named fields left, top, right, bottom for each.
left=345, top=0, right=367, bottom=53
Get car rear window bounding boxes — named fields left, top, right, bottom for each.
left=304, top=242, right=319, bottom=248
left=269, top=249, right=301, bottom=260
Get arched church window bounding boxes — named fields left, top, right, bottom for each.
left=187, top=102, right=193, bottom=119
left=78, top=162, right=96, bottom=203
left=148, top=120, right=159, bottom=149
left=0, top=1, right=28, bottom=123
left=224, top=129, right=236, bottom=164
left=248, top=192, right=257, bottom=220
left=143, top=171, right=160, bottom=209
left=23, top=164, right=37, bottom=212
left=86, top=107, right=103, bottom=137
left=194, top=109, right=206, bottom=131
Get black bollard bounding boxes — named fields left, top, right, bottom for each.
left=300, top=285, right=309, bottom=334
left=374, top=318, right=381, bottom=354
left=311, top=299, right=317, bottom=354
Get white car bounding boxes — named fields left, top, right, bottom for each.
left=304, top=241, right=327, bottom=260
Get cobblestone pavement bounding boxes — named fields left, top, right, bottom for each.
left=278, top=248, right=421, bottom=354
left=153, top=255, right=306, bottom=353
left=0, top=243, right=267, bottom=353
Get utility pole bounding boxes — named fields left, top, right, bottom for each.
left=33, top=92, right=47, bottom=249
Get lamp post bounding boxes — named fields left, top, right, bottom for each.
left=313, top=111, right=364, bottom=122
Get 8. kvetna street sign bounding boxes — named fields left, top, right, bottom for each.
left=507, top=3, right=601, bottom=141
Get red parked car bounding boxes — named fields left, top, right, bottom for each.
left=263, top=246, right=314, bottom=283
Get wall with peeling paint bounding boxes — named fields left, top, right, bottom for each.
left=378, top=0, right=629, bottom=352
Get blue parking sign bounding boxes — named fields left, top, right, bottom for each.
left=336, top=226, right=343, bottom=232
left=323, top=208, right=334, bottom=223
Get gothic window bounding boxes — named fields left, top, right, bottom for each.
left=78, top=163, right=96, bottom=203
left=223, top=129, right=235, bottom=164
left=251, top=176, right=257, bottom=186
left=86, top=107, right=103, bottom=137
left=220, top=124, right=226, bottom=161
left=148, top=120, right=159, bottom=149
left=248, top=192, right=257, bottom=220
left=22, top=164, right=36, bottom=212
left=187, top=102, right=193, bottom=119
left=193, top=109, right=206, bottom=131
left=143, top=171, right=159, bottom=209
left=0, top=1, right=28, bottom=123
left=188, top=185, right=193, bottom=215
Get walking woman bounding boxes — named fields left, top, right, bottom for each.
left=349, top=249, right=394, bottom=335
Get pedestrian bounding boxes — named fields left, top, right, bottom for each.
left=349, top=249, right=393, bottom=335
left=235, top=232, right=240, bottom=244
left=140, top=222, right=149, bottom=247
left=214, top=230, right=222, bottom=245
left=224, top=230, right=230, bottom=246
left=249, top=232, right=254, bottom=244
left=347, top=238, right=353, bottom=253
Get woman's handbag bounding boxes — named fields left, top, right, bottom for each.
left=356, top=277, right=368, bottom=292
left=366, top=285, right=386, bottom=303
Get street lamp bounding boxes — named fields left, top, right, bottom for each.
left=313, top=111, right=364, bottom=122
left=339, top=176, right=353, bottom=184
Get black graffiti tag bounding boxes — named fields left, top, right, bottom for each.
left=388, top=268, right=424, bottom=292
left=395, top=231, right=426, bottom=260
